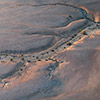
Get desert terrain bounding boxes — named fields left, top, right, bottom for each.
left=0, top=0, right=100, bottom=100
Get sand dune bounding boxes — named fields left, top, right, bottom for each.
left=0, top=0, right=100, bottom=100
left=0, top=1, right=91, bottom=53
left=0, top=29, right=100, bottom=100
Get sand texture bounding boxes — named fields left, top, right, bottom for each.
left=0, top=0, right=100, bottom=100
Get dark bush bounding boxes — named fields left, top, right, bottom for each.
left=67, top=42, right=72, bottom=46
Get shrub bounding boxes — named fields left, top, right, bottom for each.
left=72, top=36, right=74, bottom=38
left=67, top=42, right=72, bottom=46
left=5, top=54, right=8, bottom=56
left=45, top=59, right=48, bottom=61
left=74, top=34, right=77, bottom=36
left=81, top=30, right=87, bottom=35
left=20, top=68, right=23, bottom=71
left=27, top=60, right=31, bottom=63
left=51, top=50, right=54, bottom=52
left=41, top=53, right=44, bottom=55
left=36, top=57, right=39, bottom=59
left=21, top=58, right=24, bottom=61
left=10, top=58, right=13, bottom=61
left=21, top=54, right=23, bottom=56
left=48, top=57, right=51, bottom=60
left=60, top=61, right=64, bottom=63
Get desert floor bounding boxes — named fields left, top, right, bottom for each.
left=0, top=0, right=100, bottom=100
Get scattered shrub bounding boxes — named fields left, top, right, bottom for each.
left=72, top=36, right=74, bottom=38
left=48, top=57, right=51, bottom=60
left=27, top=60, right=31, bottom=63
left=38, top=59, right=41, bottom=61
left=20, top=69, right=23, bottom=71
left=5, top=54, right=8, bottom=56
left=45, top=59, right=48, bottom=61
left=51, top=50, right=54, bottom=52
left=10, top=58, right=13, bottom=61
left=67, top=42, right=72, bottom=46
left=36, top=57, right=39, bottom=59
left=41, top=53, right=44, bottom=55
left=21, top=58, right=24, bottom=61
left=81, top=30, right=87, bottom=35
left=21, top=54, right=23, bottom=56
left=46, top=52, right=49, bottom=54
left=74, top=34, right=77, bottom=36
left=60, top=61, right=64, bottom=63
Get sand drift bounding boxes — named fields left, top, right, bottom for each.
left=0, top=3, right=91, bottom=53
left=0, top=1, right=100, bottom=100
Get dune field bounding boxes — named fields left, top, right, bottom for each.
left=0, top=0, right=100, bottom=100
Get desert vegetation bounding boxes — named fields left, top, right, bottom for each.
left=0, top=0, right=100, bottom=100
